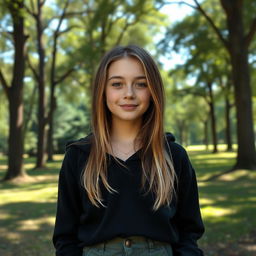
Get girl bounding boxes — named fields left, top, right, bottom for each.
left=52, top=45, right=205, bottom=256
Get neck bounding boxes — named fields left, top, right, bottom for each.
left=110, top=118, right=142, bottom=146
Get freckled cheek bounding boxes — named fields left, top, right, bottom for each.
left=139, top=91, right=151, bottom=106
left=105, top=89, right=120, bottom=105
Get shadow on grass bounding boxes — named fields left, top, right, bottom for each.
left=0, top=220, right=55, bottom=256
left=0, top=201, right=56, bottom=225
left=188, top=151, right=236, bottom=181
left=0, top=201, right=57, bottom=256
left=198, top=176, right=256, bottom=253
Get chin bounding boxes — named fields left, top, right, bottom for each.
left=114, top=115, right=143, bottom=122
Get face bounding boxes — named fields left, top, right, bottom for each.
left=105, top=57, right=151, bottom=124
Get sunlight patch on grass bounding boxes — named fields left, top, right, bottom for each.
left=31, top=174, right=58, bottom=182
left=24, top=163, right=36, bottom=169
left=198, top=181, right=208, bottom=187
left=192, top=151, right=236, bottom=160
left=186, top=144, right=238, bottom=151
left=200, top=159, right=233, bottom=165
left=0, top=163, right=36, bottom=172
left=0, top=227, right=21, bottom=240
left=0, top=212, right=11, bottom=220
left=17, top=217, right=55, bottom=231
left=199, top=197, right=215, bottom=205
left=219, top=169, right=256, bottom=181
left=53, top=154, right=64, bottom=161
left=202, top=206, right=235, bottom=217
left=0, top=164, right=7, bottom=170
left=0, top=187, right=58, bottom=204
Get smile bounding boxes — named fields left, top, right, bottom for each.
left=120, top=104, right=138, bottom=110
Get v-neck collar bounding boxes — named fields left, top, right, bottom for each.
left=107, top=148, right=142, bottom=163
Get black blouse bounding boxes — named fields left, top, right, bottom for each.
left=52, top=133, right=205, bottom=256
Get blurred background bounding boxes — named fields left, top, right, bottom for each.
left=0, top=0, right=255, bottom=255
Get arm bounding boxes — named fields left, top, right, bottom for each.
left=172, top=148, right=205, bottom=256
left=52, top=148, right=83, bottom=256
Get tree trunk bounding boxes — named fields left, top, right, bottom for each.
left=5, top=90, right=25, bottom=180
left=204, top=119, right=209, bottom=150
left=47, top=95, right=56, bottom=161
left=46, top=0, right=73, bottom=161
left=207, top=82, right=218, bottom=153
left=177, top=120, right=185, bottom=145
left=224, top=95, right=233, bottom=151
left=35, top=0, right=47, bottom=168
left=220, top=0, right=256, bottom=169
left=2, top=0, right=26, bottom=180
left=47, top=36, right=57, bottom=161
left=231, top=48, right=256, bottom=168
left=23, top=83, right=37, bottom=144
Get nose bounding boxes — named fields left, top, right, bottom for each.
left=124, top=84, right=135, bottom=99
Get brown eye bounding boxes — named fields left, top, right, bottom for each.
left=112, top=82, right=122, bottom=87
left=136, top=82, right=147, bottom=88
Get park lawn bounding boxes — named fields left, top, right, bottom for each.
left=0, top=147, right=255, bottom=256
left=187, top=147, right=256, bottom=255
left=0, top=155, right=62, bottom=256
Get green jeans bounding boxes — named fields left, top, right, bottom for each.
left=82, top=236, right=173, bottom=256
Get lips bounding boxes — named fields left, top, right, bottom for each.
left=120, top=104, right=138, bottom=110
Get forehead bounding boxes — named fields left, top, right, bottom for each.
left=107, top=57, right=145, bottom=77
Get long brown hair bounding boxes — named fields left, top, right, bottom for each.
left=83, top=45, right=176, bottom=211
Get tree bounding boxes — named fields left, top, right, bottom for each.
left=46, top=0, right=76, bottom=160
left=25, top=0, right=77, bottom=165
left=162, top=0, right=256, bottom=169
left=217, top=0, right=256, bottom=168
left=189, top=0, right=256, bottom=169
left=218, top=73, right=234, bottom=151
left=25, top=0, right=48, bottom=168
left=160, top=11, right=226, bottom=152
left=0, top=0, right=27, bottom=180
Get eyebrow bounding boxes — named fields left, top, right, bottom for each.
left=107, top=75, right=146, bottom=81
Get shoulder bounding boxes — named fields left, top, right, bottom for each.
left=164, top=132, right=193, bottom=178
left=60, top=134, right=93, bottom=179
left=62, top=133, right=93, bottom=167
left=65, top=133, right=92, bottom=154
left=164, top=132, right=188, bottom=160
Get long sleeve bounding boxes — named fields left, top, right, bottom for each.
left=172, top=148, right=205, bottom=256
left=52, top=148, right=83, bottom=256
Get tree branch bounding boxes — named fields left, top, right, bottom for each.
left=40, top=0, right=46, bottom=8
left=55, top=0, right=70, bottom=33
left=57, top=25, right=81, bottom=36
left=63, top=10, right=91, bottom=17
left=164, top=1, right=197, bottom=10
left=54, top=68, right=75, bottom=85
left=114, top=18, right=138, bottom=46
left=0, top=69, right=10, bottom=97
left=0, top=30, right=13, bottom=43
left=26, top=55, right=39, bottom=81
left=245, top=17, right=256, bottom=48
left=193, top=0, right=229, bottom=50
left=50, top=0, right=71, bottom=88
left=44, top=16, right=59, bottom=28
left=29, top=0, right=36, bottom=13
left=24, top=3, right=36, bottom=17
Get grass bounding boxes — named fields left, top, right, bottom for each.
left=0, top=147, right=255, bottom=256
left=186, top=147, right=256, bottom=255
left=0, top=155, right=62, bottom=256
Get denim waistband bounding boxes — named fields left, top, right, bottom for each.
left=86, top=236, right=170, bottom=250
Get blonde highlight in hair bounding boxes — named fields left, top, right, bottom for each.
left=83, top=45, right=176, bottom=211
